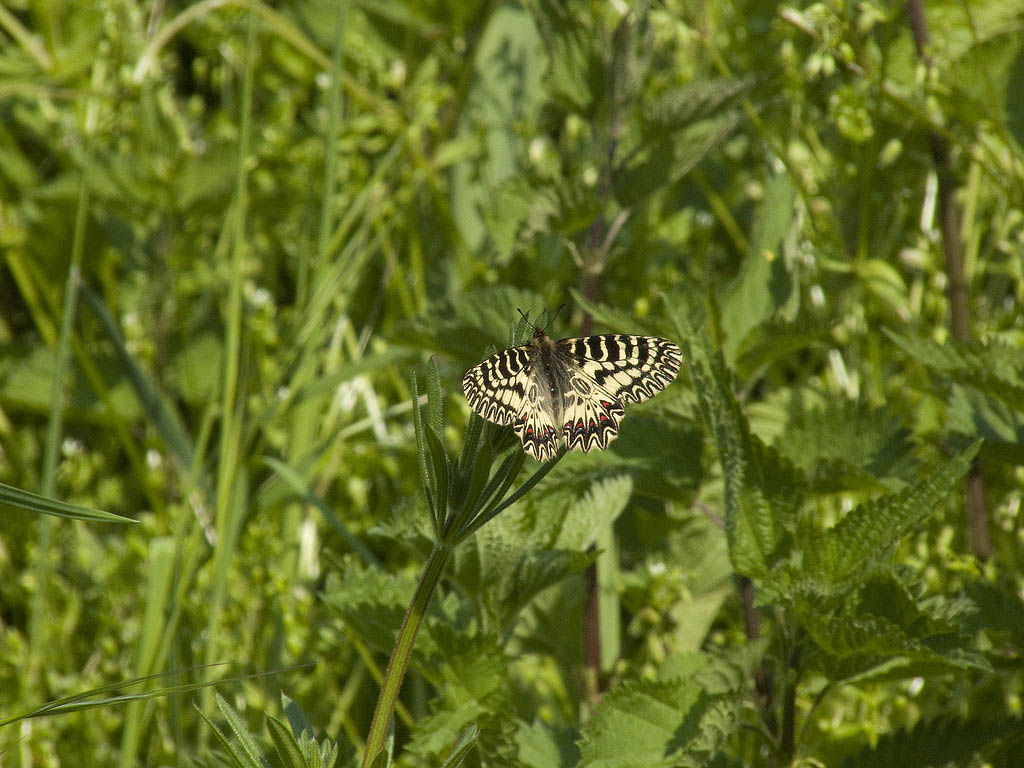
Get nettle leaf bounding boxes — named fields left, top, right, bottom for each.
left=642, top=76, right=754, bottom=136
left=403, top=629, right=514, bottom=763
left=492, top=549, right=597, bottom=632
left=773, top=398, right=916, bottom=490
left=720, top=175, right=797, bottom=364
left=733, top=316, right=834, bottom=380
left=886, top=330, right=1024, bottom=412
left=554, top=474, right=633, bottom=551
left=962, top=580, right=1024, bottom=634
left=801, top=441, right=979, bottom=596
left=669, top=299, right=803, bottom=580
left=577, top=679, right=738, bottom=768
left=404, top=700, right=488, bottom=761
left=841, top=717, right=1019, bottom=768
left=321, top=562, right=435, bottom=657
left=797, top=573, right=990, bottom=680
left=452, top=472, right=630, bottom=631
left=947, top=384, right=1024, bottom=464
left=402, top=286, right=544, bottom=361
left=516, top=719, right=581, bottom=768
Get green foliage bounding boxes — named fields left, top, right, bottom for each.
left=577, top=676, right=740, bottom=768
left=2, top=0, right=1023, bottom=765
left=196, top=693, right=340, bottom=768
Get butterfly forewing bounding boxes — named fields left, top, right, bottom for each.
left=557, top=335, right=682, bottom=404
left=461, top=346, right=533, bottom=426
left=463, top=329, right=680, bottom=460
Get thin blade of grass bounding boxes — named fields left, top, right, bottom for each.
left=0, top=482, right=136, bottom=523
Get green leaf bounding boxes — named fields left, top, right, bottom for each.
left=886, top=331, right=1024, bottom=413
left=411, top=366, right=438, bottom=531
left=281, top=692, right=315, bottom=748
left=439, top=724, right=479, bottom=768
left=773, top=398, right=916, bottom=490
left=516, top=719, right=581, bottom=768
left=405, top=700, right=488, bottom=760
left=554, top=474, right=634, bottom=551
left=577, top=679, right=737, bottom=768
left=720, top=174, right=796, bottom=362
left=322, top=564, right=425, bottom=657
left=79, top=283, right=196, bottom=471
left=215, top=692, right=268, bottom=768
left=449, top=2, right=543, bottom=254
left=0, top=481, right=136, bottom=523
left=802, top=441, right=980, bottom=594
left=841, top=717, right=1019, bottom=768
left=425, top=356, right=444, bottom=440
left=495, top=549, right=597, bottom=631
left=668, top=295, right=803, bottom=579
left=267, top=714, right=305, bottom=768
left=425, top=425, right=450, bottom=528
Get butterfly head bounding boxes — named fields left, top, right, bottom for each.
left=518, top=305, right=565, bottom=343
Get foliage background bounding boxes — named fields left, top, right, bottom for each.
left=1, top=0, right=1023, bottom=765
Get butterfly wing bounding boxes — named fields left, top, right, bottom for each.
left=462, top=346, right=533, bottom=426
left=465, top=333, right=680, bottom=461
left=557, top=335, right=681, bottom=404
left=512, top=381, right=560, bottom=461
left=558, top=369, right=626, bottom=452
left=462, top=345, right=560, bottom=460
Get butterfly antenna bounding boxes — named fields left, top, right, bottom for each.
left=550, top=303, right=567, bottom=328
left=516, top=308, right=532, bottom=326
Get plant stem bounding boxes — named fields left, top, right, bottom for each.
left=362, top=542, right=452, bottom=767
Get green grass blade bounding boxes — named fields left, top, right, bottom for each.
left=119, top=537, right=176, bottom=768
left=78, top=282, right=196, bottom=471
left=0, top=482, right=136, bottom=523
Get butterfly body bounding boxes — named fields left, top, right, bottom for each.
left=463, top=325, right=681, bottom=461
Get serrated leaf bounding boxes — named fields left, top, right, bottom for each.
left=668, top=297, right=802, bottom=579
left=267, top=715, right=304, bottom=768
left=554, top=474, right=633, bottom=551
left=321, top=565, right=424, bottom=656
left=439, top=724, right=479, bottom=768
left=616, top=110, right=743, bottom=206
left=773, top=398, right=915, bottom=485
left=841, top=717, right=1018, bottom=768
left=516, top=719, right=581, bottom=768
left=578, top=680, right=702, bottom=768
left=211, top=693, right=268, bottom=768
left=642, top=76, right=754, bottom=132
left=195, top=704, right=249, bottom=768
left=577, top=679, right=738, bottom=768
left=404, top=700, right=488, bottom=760
left=721, top=174, right=796, bottom=362
left=886, top=331, right=1024, bottom=412
left=803, top=441, right=980, bottom=594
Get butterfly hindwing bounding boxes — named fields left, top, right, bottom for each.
left=557, top=335, right=681, bottom=404
left=512, top=377, right=560, bottom=461
left=559, top=370, right=626, bottom=452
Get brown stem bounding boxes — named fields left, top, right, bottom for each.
left=905, top=0, right=989, bottom=560
left=780, top=641, right=801, bottom=762
left=742, top=576, right=777, bottom=740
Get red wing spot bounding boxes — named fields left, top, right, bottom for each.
left=526, top=426, right=534, bottom=435
left=599, top=414, right=607, bottom=422
left=588, top=419, right=596, bottom=428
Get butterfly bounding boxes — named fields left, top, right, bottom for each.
left=462, top=318, right=681, bottom=461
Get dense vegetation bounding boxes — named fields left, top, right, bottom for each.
left=2, top=0, right=1023, bottom=766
